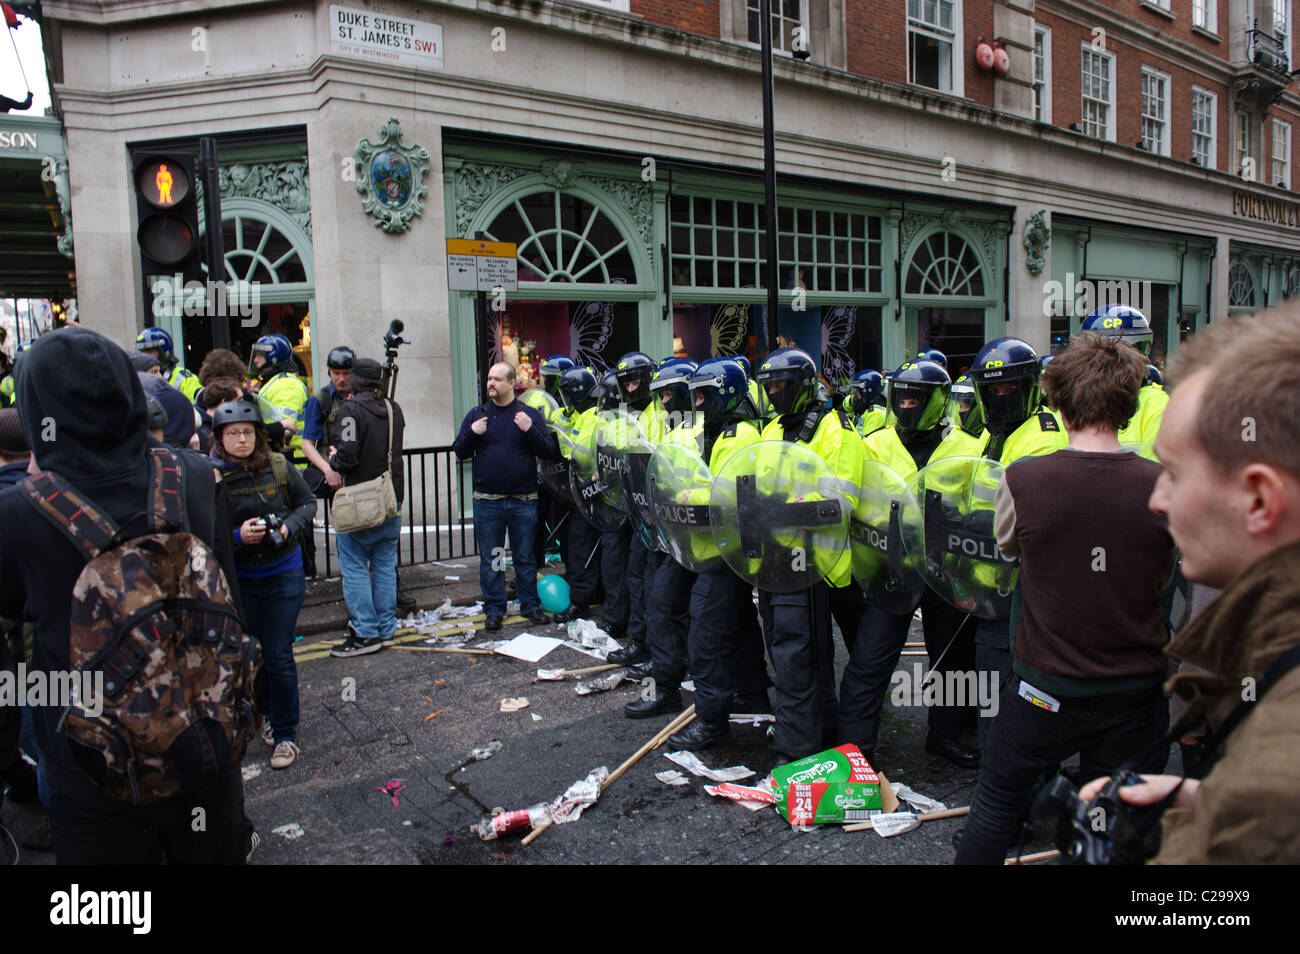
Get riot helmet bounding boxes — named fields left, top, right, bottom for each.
left=558, top=366, right=598, bottom=414
left=950, top=373, right=983, bottom=434
left=1081, top=304, right=1154, bottom=356
left=614, top=351, right=655, bottom=410
left=539, top=354, right=576, bottom=398
left=251, top=334, right=293, bottom=379
left=888, top=360, right=951, bottom=438
left=1145, top=364, right=1165, bottom=387
left=649, top=359, right=697, bottom=421
left=598, top=369, right=621, bottom=412
left=970, top=337, right=1042, bottom=436
left=920, top=348, right=948, bottom=369
left=689, top=358, right=748, bottom=427
left=755, top=348, right=818, bottom=417
left=848, top=369, right=885, bottom=416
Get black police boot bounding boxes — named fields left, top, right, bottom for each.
left=668, top=719, right=730, bottom=750
left=623, top=685, right=683, bottom=719
left=608, top=641, right=649, bottom=665
left=925, top=734, right=980, bottom=768
left=624, top=659, right=655, bottom=681
left=397, top=590, right=417, bottom=611
left=552, top=605, right=590, bottom=624
left=728, top=691, right=771, bottom=715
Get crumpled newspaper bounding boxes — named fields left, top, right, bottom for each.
left=561, top=619, right=623, bottom=660
left=574, top=669, right=629, bottom=695
left=663, top=750, right=755, bottom=783
left=548, top=766, right=610, bottom=824
left=655, top=770, right=690, bottom=786
left=871, top=811, right=920, bottom=838
left=889, top=783, right=946, bottom=814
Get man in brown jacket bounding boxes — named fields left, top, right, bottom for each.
left=1081, top=304, right=1300, bottom=864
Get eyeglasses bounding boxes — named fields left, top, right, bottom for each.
left=224, top=428, right=256, bottom=441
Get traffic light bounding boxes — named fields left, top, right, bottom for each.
left=132, top=151, right=202, bottom=279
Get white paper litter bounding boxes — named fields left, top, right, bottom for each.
left=241, top=764, right=262, bottom=781
left=575, top=669, right=629, bottom=695
left=496, top=633, right=563, bottom=662
left=728, top=714, right=776, bottom=725
left=548, top=766, right=609, bottom=824
left=888, top=783, right=946, bottom=815
left=680, top=680, right=695, bottom=692
left=655, top=770, right=690, bottom=786
left=531, top=713, right=542, bottom=722
left=872, top=811, right=920, bottom=838
left=470, top=740, right=503, bottom=761
left=445, top=575, right=461, bottom=581
left=704, top=778, right=776, bottom=811
left=663, top=750, right=755, bottom=783
left=536, top=668, right=566, bottom=681
left=499, top=697, right=530, bottom=712
left=432, top=562, right=468, bottom=568
left=272, top=822, right=304, bottom=841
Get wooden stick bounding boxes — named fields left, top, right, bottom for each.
left=540, top=663, right=622, bottom=679
left=385, top=646, right=496, bottom=655
left=521, top=818, right=552, bottom=845
left=523, top=706, right=696, bottom=849
left=1005, top=849, right=1061, bottom=865
left=842, top=804, right=970, bottom=833
left=603, top=705, right=696, bottom=790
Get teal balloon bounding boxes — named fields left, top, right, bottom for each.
left=537, top=575, right=570, bottom=614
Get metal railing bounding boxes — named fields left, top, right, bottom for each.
left=1248, top=27, right=1289, bottom=77
left=315, top=445, right=478, bottom=578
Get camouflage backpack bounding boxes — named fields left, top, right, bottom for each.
left=20, top=447, right=260, bottom=804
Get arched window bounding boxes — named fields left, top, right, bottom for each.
left=1228, top=260, right=1258, bottom=308
left=905, top=231, right=987, bottom=297
left=484, top=191, right=636, bottom=284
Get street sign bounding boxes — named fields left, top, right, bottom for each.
left=445, top=238, right=518, bottom=292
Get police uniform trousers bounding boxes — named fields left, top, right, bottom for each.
left=829, top=583, right=865, bottom=654
left=599, top=522, right=633, bottom=636
left=536, top=488, right=570, bottom=570
left=759, top=581, right=838, bottom=760
left=565, top=509, right=602, bottom=611
left=645, top=556, right=694, bottom=688
left=625, top=531, right=650, bottom=643
left=688, top=568, right=769, bottom=726
left=838, top=590, right=977, bottom=757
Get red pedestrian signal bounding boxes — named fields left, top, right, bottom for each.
left=132, top=151, right=201, bottom=277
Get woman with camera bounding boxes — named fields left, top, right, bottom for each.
left=211, top=400, right=317, bottom=770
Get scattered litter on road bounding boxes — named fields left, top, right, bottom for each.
left=560, top=620, right=623, bottom=660
left=445, top=575, right=460, bottom=581
left=729, top=714, right=775, bottom=725
left=549, top=766, right=609, bottom=824
left=242, top=764, right=263, bottom=781
left=272, top=822, right=304, bottom=841
left=496, top=633, right=563, bottom=663
left=704, top=779, right=777, bottom=811
left=871, top=811, right=920, bottom=837
left=574, top=669, right=629, bottom=695
left=470, top=741, right=503, bottom=761
left=374, top=780, right=403, bottom=808
left=663, top=750, right=755, bottom=783
left=538, top=663, right=621, bottom=681
left=432, top=562, right=468, bottom=569
left=680, top=680, right=695, bottom=692
left=655, top=770, right=689, bottom=786
left=499, top=697, right=530, bottom=712
left=402, top=820, right=413, bottom=827
left=475, top=804, right=551, bottom=840
left=536, top=668, right=566, bottom=681
left=889, top=783, right=946, bottom=814
left=424, top=709, right=444, bottom=721
left=770, top=744, right=883, bottom=825
left=531, top=713, right=542, bottom=721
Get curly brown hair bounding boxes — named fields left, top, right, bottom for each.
left=199, top=377, right=244, bottom=409
left=199, top=349, right=248, bottom=387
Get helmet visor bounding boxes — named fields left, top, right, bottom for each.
left=976, top=374, right=1038, bottom=435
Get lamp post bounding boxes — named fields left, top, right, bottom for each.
left=760, top=0, right=780, bottom=352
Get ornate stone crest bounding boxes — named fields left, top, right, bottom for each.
left=1023, top=210, right=1050, bottom=276
left=353, top=118, right=430, bottom=233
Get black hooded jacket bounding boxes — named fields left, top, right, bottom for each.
left=0, top=328, right=242, bottom=800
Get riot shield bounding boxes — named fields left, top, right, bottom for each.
left=850, top=459, right=927, bottom=614
left=622, top=427, right=661, bottom=551
left=593, top=409, right=642, bottom=513
left=530, top=390, right=575, bottom=506
left=709, top=440, right=853, bottom=593
left=898, top=455, right=1016, bottom=620
left=569, top=420, right=626, bottom=532
left=646, top=440, right=724, bottom=573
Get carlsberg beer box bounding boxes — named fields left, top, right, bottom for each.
left=770, top=743, right=882, bottom=824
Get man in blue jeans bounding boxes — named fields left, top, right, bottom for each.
left=329, top=358, right=407, bottom=657
left=453, top=362, right=559, bottom=630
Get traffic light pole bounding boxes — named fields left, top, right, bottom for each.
left=199, top=137, right=230, bottom=350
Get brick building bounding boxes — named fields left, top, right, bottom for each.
left=27, top=0, right=1300, bottom=446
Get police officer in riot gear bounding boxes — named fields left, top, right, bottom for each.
left=665, top=358, right=770, bottom=748
left=555, top=366, right=603, bottom=623
left=301, top=346, right=355, bottom=496
left=754, top=348, right=864, bottom=761
left=624, top=359, right=699, bottom=716
left=841, top=359, right=983, bottom=768
left=845, top=369, right=887, bottom=435
left=136, top=327, right=201, bottom=402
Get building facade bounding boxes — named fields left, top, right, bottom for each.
left=38, top=0, right=1300, bottom=446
